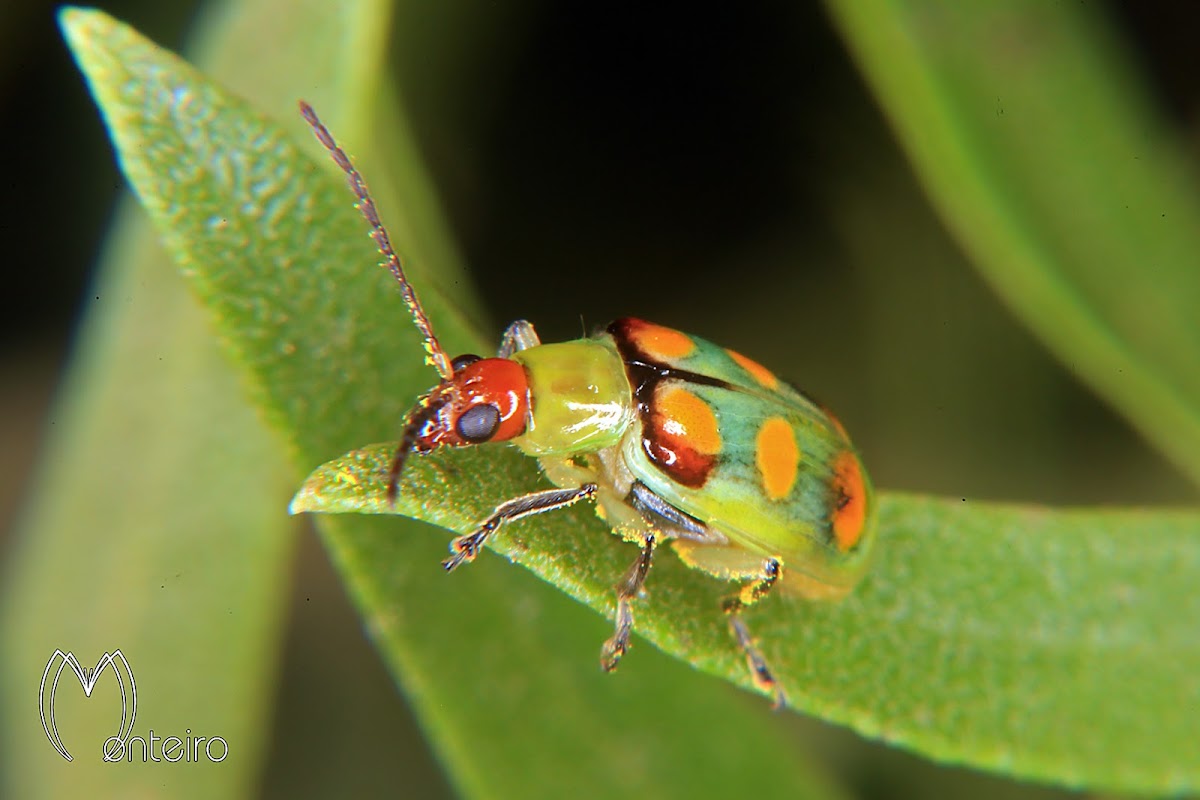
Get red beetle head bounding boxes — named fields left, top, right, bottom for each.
left=387, top=355, right=530, bottom=501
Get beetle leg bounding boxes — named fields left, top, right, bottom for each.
left=628, top=480, right=711, bottom=540
left=723, top=558, right=786, bottom=710
left=497, top=319, right=541, bottom=358
left=600, top=531, right=657, bottom=671
left=595, top=481, right=713, bottom=672
left=671, top=539, right=787, bottom=708
left=443, top=483, right=598, bottom=571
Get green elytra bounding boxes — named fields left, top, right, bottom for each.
left=300, top=102, right=876, bottom=708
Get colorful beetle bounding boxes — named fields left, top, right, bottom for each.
left=301, top=102, right=875, bottom=707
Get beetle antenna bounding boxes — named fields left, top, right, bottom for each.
left=299, top=101, right=454, bottom=380
left=386, top=393, right=447, bottom=503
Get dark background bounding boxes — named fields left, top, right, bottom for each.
left=3, top=1, right=1197, bottom=797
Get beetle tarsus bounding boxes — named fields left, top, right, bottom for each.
left=599, top=640, right=626, bottom=672
left=728, top=615, right=787, bottom=709
left=443, top=530, right=489, bottom=571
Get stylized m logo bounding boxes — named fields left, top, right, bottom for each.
left=39, top=649, right=137, bottom=762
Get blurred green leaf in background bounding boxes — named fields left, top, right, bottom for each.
left=1, top=2, right=1197, bottom=799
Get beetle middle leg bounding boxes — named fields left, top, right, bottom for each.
left=443, top=483, right=598, bottom=571
left=596, top=482, right=708, bottom=672
left=497, top=319, right=541, bottom=357
left=600, top=530, right=657, bottom=671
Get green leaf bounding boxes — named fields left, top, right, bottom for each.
left=296, top=444, right=1200, bottom=795
left=45, top=4, right=1200, bottom=797
left=0, top=220, right=293, bottom=800
left=0, top=0, right=395, bottom=793
left=46, top=7, right=843, bottom=799
left=825, top=0, right=1200, bottom=489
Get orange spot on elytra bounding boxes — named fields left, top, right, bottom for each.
left=644, top=385, right=721, bottom=487
left=656, top=386, right=721, bottom=454
left=831, top=451, right=867, bottom=551
left=756, top=417, right=799, bottom=500
left=630, top=321, right=695, bottom=360
left=727, top=349, right=778, bottom=390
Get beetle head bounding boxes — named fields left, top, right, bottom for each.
left=387, top=355, right=530, bottom=501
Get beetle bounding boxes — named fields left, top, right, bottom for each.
left=300, top=102, right=875, bottom=707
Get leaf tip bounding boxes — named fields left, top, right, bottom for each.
left=58, top=6, right=108, bottom=49
left=287, top=482, right=318, bottom=515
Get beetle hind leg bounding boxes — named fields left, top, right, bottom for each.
left=723, top=558, right=787, bottom=709
left=673, top=540, right=788, bottom=709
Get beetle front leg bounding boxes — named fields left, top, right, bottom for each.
left=444, top=484, right=598, bottom=571
left=600, top=532, right=657, bottom=672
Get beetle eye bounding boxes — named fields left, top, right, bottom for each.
left=456, top=403, right=501, bottom=443
left=451, top=354, right=482, bottom=373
